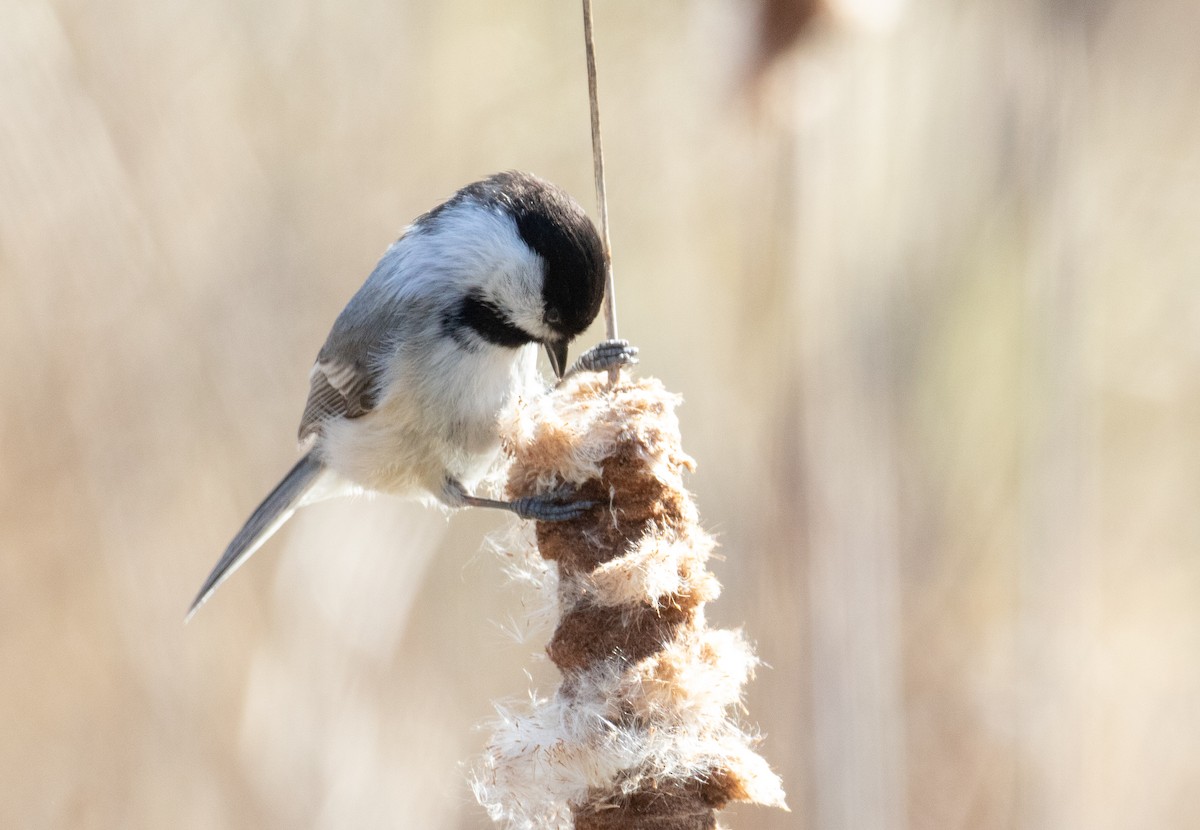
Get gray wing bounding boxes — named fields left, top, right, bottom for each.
left=298, top=352, right=380, bottom=442
left=298, top=270, right=415, bottom=442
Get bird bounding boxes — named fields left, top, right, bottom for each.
left=188, top=170, right=635, bottom=619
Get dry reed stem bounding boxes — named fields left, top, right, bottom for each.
left=474, top=373, right=786, bottom=829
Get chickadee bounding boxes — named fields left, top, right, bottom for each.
left=189, top=171, right=635, bottom=618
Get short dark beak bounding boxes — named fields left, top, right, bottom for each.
left=544, top=339, right=569, bottom=379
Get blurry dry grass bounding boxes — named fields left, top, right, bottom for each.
left=2, top=0, right=1199, bottom=828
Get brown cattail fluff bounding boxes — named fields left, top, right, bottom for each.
left=473, top=374, right=786, bottom=829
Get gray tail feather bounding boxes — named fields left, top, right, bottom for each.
left=186, top=452, right=325, bottom=621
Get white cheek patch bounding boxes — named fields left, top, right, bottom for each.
left=493, top=256, right=553, bottom=341
left=371, top=200, right=556, bottom=348
left=430, top=205, right=552, bottom=339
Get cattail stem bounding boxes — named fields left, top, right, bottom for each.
left=581, top=0, right=620, bottom=384
left=474, top=374, right=786, bottom=829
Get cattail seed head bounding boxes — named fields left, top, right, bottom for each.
left=474, top=374, right=786, bottom=829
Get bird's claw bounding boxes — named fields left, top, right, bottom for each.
left=562, top=339, right=639, bottom=383
left=511, top=491, right=595, bottom=522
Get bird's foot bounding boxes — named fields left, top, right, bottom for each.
left=509, top=491, right=595, bottom=522
left=560, top=339, right=639, bottom=384
left=447, top=479, right=594, bottom=523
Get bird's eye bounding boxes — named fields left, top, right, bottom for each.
left=545, top=309, right=563, bottom=325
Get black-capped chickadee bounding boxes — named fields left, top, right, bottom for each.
left=188, top=171, right=635, bottom=618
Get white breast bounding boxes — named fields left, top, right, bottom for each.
left=313, top=198, right=546, bottom=500
left=320, top=338, right=539, bottom=499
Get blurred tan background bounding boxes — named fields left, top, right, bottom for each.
left=3, top=0, right=1200, bottom=827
